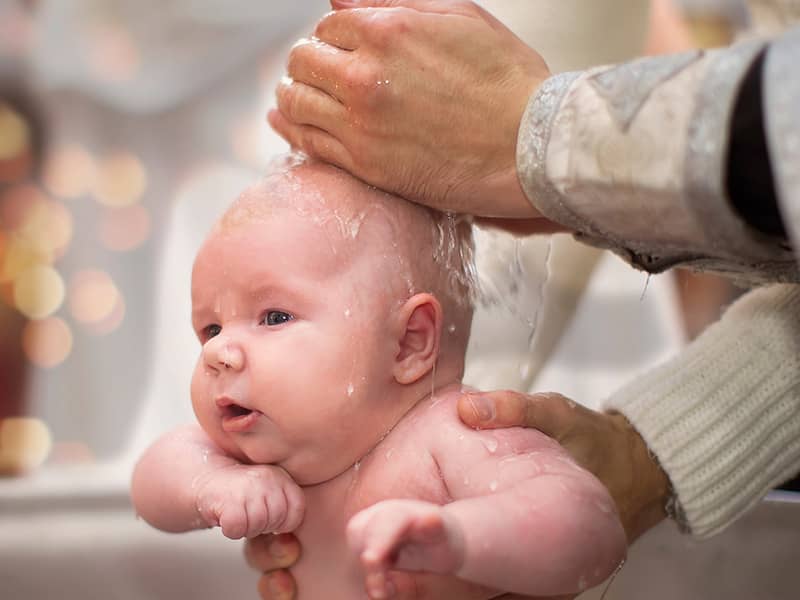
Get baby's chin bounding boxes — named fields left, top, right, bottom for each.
left=276, top=450, right=364, bottom=487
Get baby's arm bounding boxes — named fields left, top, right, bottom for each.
left=348, top=425, right=626, bottom=597
left=131, top=424, right=304, bottom=539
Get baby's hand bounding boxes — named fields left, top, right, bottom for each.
left=347, top=499, right=466, bottom=599
left=193, top=463, right=305, bottom=540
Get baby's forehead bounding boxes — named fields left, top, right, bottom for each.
left=222, top=166, right=434, bottom=248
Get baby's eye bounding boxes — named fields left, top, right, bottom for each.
left=264, top=311, right=293, bottom=326
left=203, top=324, right=222, bottom=340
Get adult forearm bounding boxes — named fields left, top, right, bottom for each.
left=603, top=284, right=800, bottom=538
left=517, top=31, right=799, bottom=283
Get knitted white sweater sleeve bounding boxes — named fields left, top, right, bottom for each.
left=602, top=284, right=800, bottom=538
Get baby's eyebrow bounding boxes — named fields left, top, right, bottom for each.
left=190, top=308, right=213, bottom=328
left=246, top=283, right=281, bottom=299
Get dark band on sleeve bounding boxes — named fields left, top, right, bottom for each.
left=726, top=49, right=786, bottom=238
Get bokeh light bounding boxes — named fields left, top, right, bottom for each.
left=0, top=107, right=32, bottom=183
left=0, top=184, right=73, bottom=292
left=85, top=22, right=141, bottom=82
left=93, top=151, right=147, bottom=207
left=1, top=183, right=47, bottom=232
left=0, top=417, right=53, bottom=475
left=98, top=204, right=151, bottom=252
left=84, top=292, right=125, bottom=336
left=43, top=144, right=96, bottom=199
left=13, top=264, right=65, bottom=319
left=22, top=316, right=73, bottom=368
left=68, top=269, right=119, bottom=324
left=0, top=101, right=30, bottom=161
left=17, top=198, right=74, bottom=260
left=0, top=235, right=45, bottom=290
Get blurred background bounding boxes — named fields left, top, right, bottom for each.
left=0, top=0, right=797, bottom=599
left=0, top=0, right=332, bottom=468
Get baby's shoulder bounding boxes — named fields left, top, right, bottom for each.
left=396, top=388, right=566, bottom=460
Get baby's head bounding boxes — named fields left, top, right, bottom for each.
left=190, top=158, right=474, bottom=484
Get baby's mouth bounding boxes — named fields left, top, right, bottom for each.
left=223, top=404, right=252, bottom=419
left=216, top=397, right=261, bottom=432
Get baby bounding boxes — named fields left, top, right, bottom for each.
left=131, top=159, right=626, bottom=599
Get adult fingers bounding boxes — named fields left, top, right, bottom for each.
left=257, top=570, right=297, bottom=600
left=275, top=77, right=348, bottom=135
left=267, top=109, right=353, bottom=171
left=318, top=3, right=481, bottom=54
left=330, top=0, right=481, bottom=18
left=314, top=10, right=366, bottom=50
left=458, top=390, right=579, bottom=441
left=286, top=38, right=352, bottom=101
left=244, top=533, right=301, bottom=572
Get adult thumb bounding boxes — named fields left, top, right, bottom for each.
left=457, top=390, right=579, bottom=441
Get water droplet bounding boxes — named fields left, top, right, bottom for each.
left=595, top=500, right=613, bottom=515
left=447, top=323, right=456, bottom=333
left=385, top=448, right=394, bottom=460
left=489, top=480, right=497, bottom=492
left=346, top=383, right=354, bottom=397
left=483, top=438, right=498, bottom=453
left=353, top=460, right=361, bottom=472
left=344, top=307, right=351, bottom=318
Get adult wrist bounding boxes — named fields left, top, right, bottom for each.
left=608, top=412, right=671, bottom=543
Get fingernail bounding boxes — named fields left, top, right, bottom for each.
left=269, top=537, right=289, bottom=562
left=468, top=394, right=495, bottom=422
left=267, top=573, right=291, bottom=600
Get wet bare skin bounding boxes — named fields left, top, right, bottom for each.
left=133, top=161, right=625, bottom=598
left=288, top=387, right=608, bottom=599
left=291, top=390, right=493, bottom=599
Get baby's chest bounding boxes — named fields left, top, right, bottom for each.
left=291, top=446, right=449, bottom=598
left=302, top=443, right=449, bottom=536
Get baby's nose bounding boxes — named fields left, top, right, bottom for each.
left=205, top=337, right=245, bottom=371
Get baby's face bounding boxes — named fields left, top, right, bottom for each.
left=190, top=201, right=407, bottom=485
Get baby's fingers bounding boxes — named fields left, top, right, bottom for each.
left=245, top=494, right=270, bottom=538
left=347, top=505, right=405, bottom=568
left=276, top=483, right=306, bottom=533
left=219, top=505, right=249, bottom=540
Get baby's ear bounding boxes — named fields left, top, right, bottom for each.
left=392, top=293, right=442, bottom=385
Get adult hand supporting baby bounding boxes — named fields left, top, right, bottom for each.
left=458, top=390, right=672, bottom=544
left=270, top=0, right=555, bottom=227
left=245, top=534, right=300, bottom=600
left=246, top=533, right=575, bottom=599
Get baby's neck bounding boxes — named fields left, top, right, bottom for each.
left=352, top=361, right=464, bottom=463
left=400, top=358, right=464, bottom=414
